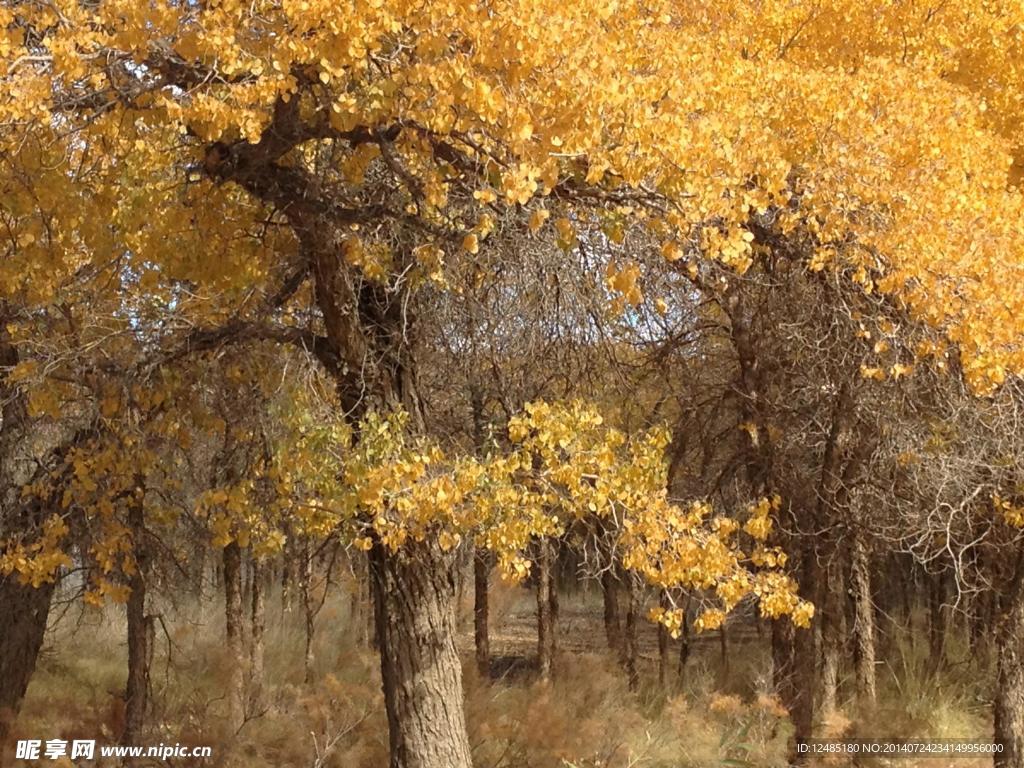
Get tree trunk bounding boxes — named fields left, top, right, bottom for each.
left=0, top=324, right=56, bottom=749
left=995, top=567, right=1024, bottom=768
left=536, top=537, right=555, bottom=681
left=348, top=547, right=374, bottom=648
left=622, top=573, right=640, bottom=691
left=223, top=542, right=245, bottom=732
left=773, top=546, right=819, bottom=766
left=240, top=552, right=252, bottom=660
left=850, top=533, right=877, bottom=707
left=123, top=489, right=150, bottom=745
left=601, top=567, right=622, bottom=654
left=0, top=576, right=54, bottom=748
left=301, top=541, right=316, bottom=684
left=791, top=558, right=819, bottom=753
left=249, top=558, right=265, bottom=711
left=473, top=547, right=491, bottom=679
left=771, top=618, right=796, bottom=706
left=369, top=539, right=473, bottom=768
left=678, top=601, right=691, bottom=681
left=469, top=390, right=492, bottom=680
left=970, top=588, right=993, bottom=657
left=820, top=554, right=844, bottom=718
left=773, top=617, right=813, bottom=766
left=550, top=549, right=560, bottom=654
left=718, top=622, right=729, bottom=683
left=657, top=591, right=671, bottom=689
left=281, top=525, right=296, bottom=613
left=927, top=571, right=946, bottom=672
left=205, top=97, right=472, bottom=768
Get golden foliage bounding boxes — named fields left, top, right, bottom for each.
left=0, top=0, right=1022, bottom=391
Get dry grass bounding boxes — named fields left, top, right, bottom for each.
left=12, top=583, right=995, bottom=768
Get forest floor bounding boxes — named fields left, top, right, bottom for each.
left=456, top=581, right=995, bottom=768
left=457, top=584, right=762, bottom=679
left=9, top=577, right=997, bottom=768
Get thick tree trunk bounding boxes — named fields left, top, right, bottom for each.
left=223, top=542, right=245, bottom=732
left=369, top=539, right=473, bottom=768
left=0, top=323, right=56, bottom=749
left=536, top=537, right=555, bottom=681
left=773, top=618, right=812, bottom=766
left=249, top=558, right=265, bottom=710
left=206, top=97, right=482, bottom=768
left=850, top=533, right=876, bottom=707
left=773, top=546, right=819, bottom=765
left=123, top=491, right=150, bottom=745
left=995, top=568, right=1024, bottom=768
left=791, top=559, right=819, bottom=752
left=0, top=576, right=54, bottom=747
left=601, top=567, right=622, bottom=655
left=240, top=553, right=252, bottom=660
left=473, top=547, right=491, bottom=679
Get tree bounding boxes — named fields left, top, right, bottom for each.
left=4, top=2, right=1024, bottom=766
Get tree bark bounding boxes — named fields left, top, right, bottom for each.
left=773, top=546, right=819, bottom=765
left=0, top=576, right=54, bottom=748
left=850, top=532, right=877, bottom=707
left=123, top=487, right=150, bottom=745
left=281, top=524, right=296, bottom=613
left=623, top=573, right=640, bottom=691
left=249, top=558, right=266, bottom=710
left=369, top=539, right=473, bottom=768
left=995, top=566, right=1024, bottom=768
left=240, top=552, right=253, bottom=660
left=678, top=600, right=691, bottom=681
left=300, top=540, right=316, bottom=683
left=792, top=557, right=819, bottom=751
left=536, top=537, right=555, bottom=681
left=718, top=622, right=729, bottom=683
left=469, top=389, right=492, bottom=680
left=473, top=547, right=491, bottom=679
left=550, top=548, right=560, bottom=654
left=820, top=554, right=844, bottom=718
left=0, top=321, right=56, bottom=749
left=772, top=618, right=810, bottom=765
left=601, top=567, right=622, bottom=655
left=223, top=542, right=245, bottom=732
left=657, top=591, right=671, bottom=688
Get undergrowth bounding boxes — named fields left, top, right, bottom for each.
left=13, top=587, right=993, bottom=768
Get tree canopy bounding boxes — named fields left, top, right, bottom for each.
left=3, top=2, right=1024, bottom=766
